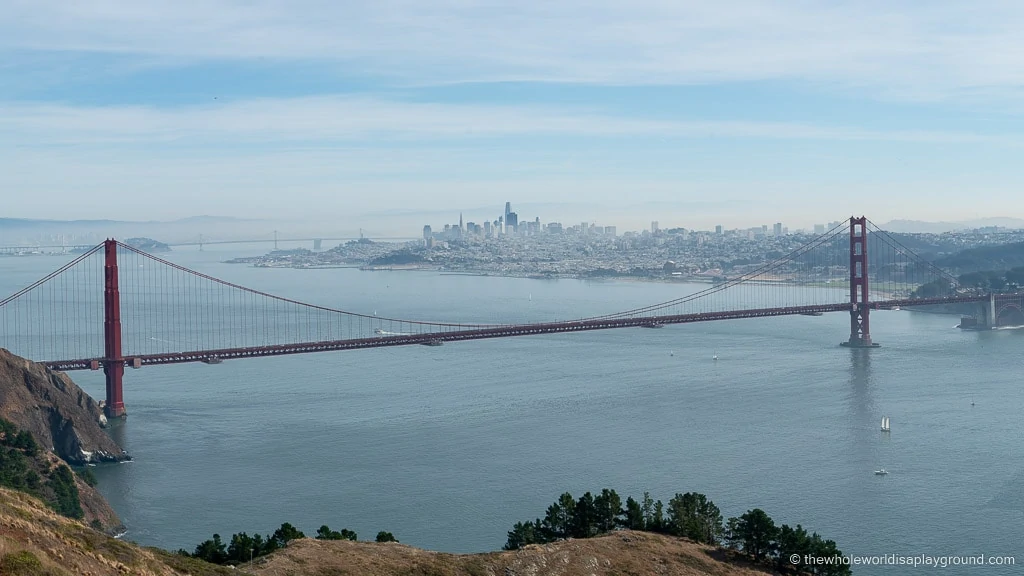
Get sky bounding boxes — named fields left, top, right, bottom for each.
left=4, top=0, right=1024, bottom=233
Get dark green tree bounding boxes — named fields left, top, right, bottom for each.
left=775, top=524, right=811, bottom=572
left=46, top=464, right=83, bottom=519
left=227, top=532, right=257, bottom=564
left=272, top=522, right=305, bottom=547
left=193, top=534, right=228, bottom=564
left=622, top=496, right=644, bottom=530
left=640, top=492, right=656, bottom=531
left=253, top=533, right=273, bottom=556
left=504, top=519, right=545, bottom=550
left=375, top=531, right=398, bottom=543
left=542, top=492, right=576, bottom=540
left=807, top=532, right=851, bottom=576
left=651, top=499, right=666, bottom=533
left=315, top=525, right=356, bottom=541
left=724, top=517, right=742, bottom=550
left=735, top=508, right=778, bottom=562
left=571, top=492, right=597, bottom=538
left=592, top=488, right=623, bottom=533
left=666, top=492, right=723, bottom=545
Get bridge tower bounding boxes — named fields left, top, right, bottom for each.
left=842, top=216, right=880, bottom=348
left=103, top=239, right=126, bottom=418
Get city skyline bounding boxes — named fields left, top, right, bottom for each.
left=5, top=2, right=1024, bottom=227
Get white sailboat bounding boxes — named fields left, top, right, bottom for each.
left=881, top=416, right=890, bottom=432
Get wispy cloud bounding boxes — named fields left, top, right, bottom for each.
left=1, top=97, right=1012, bottom=145
left=4, top=1, right=1024, bottom=98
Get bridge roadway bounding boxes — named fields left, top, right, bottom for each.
left=41, top=294, right=999, bottom=371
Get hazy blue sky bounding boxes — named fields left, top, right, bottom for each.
left=4, top=1, right=1024, bottom=232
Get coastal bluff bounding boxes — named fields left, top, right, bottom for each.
left=0, top=348, right=129, bottom=465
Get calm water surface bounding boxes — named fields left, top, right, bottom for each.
left=1, top=246, right=1022, bottom=575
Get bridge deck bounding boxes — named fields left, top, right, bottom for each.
left=42, top=294, right=995, bottom=371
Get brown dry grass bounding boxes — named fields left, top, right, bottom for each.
left=0, top=487, right=240, bottom=576
left=249, top=531, right=776, bottom=576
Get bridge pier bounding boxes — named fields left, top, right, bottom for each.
left=103, top=239, right=126, bottom=418
left=841, top=216, right=880, bottom=348
left=986, top=292, right=996, bottom=328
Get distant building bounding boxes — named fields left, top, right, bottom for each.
left=604, top=226, right=616, bottom=236
left=483, top=221, right=492, bottom=237
left=651, top=221, right=659, bottom=234
left=547, top=222, right=563, bottom=234
left=814, top=224, right=826, bottom=234
left=423, top=225, right=432, bottom=240
left=773, top=222, right=783, bottom=237
left=715, top=225, right=723, bottom=235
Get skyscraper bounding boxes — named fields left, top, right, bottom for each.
left=773, top=222, right=783, bottom=237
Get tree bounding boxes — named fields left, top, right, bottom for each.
left=542, top=492, right=575, bottom=540
left=775, top=524, right=811, bottom=572
left=640, top=492, right=656, bottom=531
left=504, top=519, right=544, bottom=550
left=193, top=534, right=228, bottom=564
left=622, top=496, right=645, bottom=530
left=807, top=532, right=851, bottom=576
left=666, top=492, right=723, bottom=545
left=592, top=488, right=623, bottom=533
left=272, top=522, right=305, bottom=547
left=227, top=532, right=257, bottom=564
left=735, top=508, right=778, bottom=562
left=571, top=492, right=597, bottom=538
left=1006, top=266, right=1024, bottom=289
left=375, top=531, right=398, bottom=543
left=651, top=499, right=666, bottom=534
left=316, top=525, right=357, bottom=541
left=724, top=517, right=742, bottom=550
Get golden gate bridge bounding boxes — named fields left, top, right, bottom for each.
left=2, top=216, right=1022, bottom=419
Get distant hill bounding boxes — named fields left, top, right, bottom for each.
left=0, top=216, right=273, bottom=246
left=880, top=218, right=1024, bottom=233
left=124, top=237, right=171, bottom=252
left=933, top=241, right=1024, bottom=273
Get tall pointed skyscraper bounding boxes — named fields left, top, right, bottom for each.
left=459, top=212, right=463, bottom=231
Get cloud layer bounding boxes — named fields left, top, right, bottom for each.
left=2, top=97, right=1009, bottom=146
left=4, top=1, right=1024, bottom=97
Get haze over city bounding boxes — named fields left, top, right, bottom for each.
left=5, top=1, right=1024, bottom=232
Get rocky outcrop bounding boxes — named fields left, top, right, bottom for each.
left=0, top=348, right=129, bottom=465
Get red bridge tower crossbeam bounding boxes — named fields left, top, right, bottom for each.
left=103, top=239, right=126, bottom=417
left=842, top=216, right=880, bottom=348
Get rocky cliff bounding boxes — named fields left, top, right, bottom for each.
left=0, top=348, right=129, bottom=465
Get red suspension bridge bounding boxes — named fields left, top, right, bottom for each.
left=1, top=216, right=1022, bottom=419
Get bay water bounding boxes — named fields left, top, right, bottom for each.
left=1, top=246, right=1021, bottom=575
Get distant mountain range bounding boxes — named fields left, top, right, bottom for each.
left=879, top=218, right=1024, bottom=233
left=0, top=216, right=256, bottom=229
left=0, top=216, right=268, bottom=246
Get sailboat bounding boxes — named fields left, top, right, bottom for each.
left=881, top=416, right=890, bottom=432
